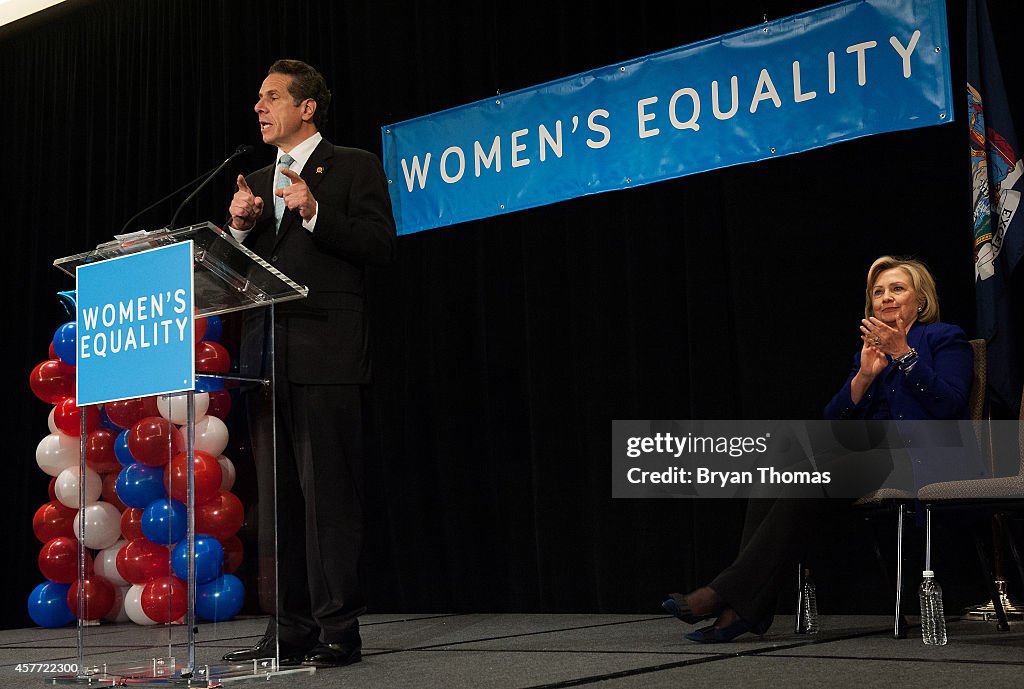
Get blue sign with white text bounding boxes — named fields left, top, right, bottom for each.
left=75, top=242, right=195, bottom=405
left=382, top=0, right=953, bottom=235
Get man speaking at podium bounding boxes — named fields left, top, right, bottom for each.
left=221, top=59, right=396, bottom=668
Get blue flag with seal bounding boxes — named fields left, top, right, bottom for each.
left=968, top=0, right=1024, bottom=417
left=75, top=242, right=195, bottom=406
left=382, top=0, right=954, bottom=235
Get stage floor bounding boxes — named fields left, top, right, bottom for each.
left=1, top=613, right=1022, bottom=687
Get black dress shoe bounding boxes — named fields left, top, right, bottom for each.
left=302, top=640, right=362, bottom=668
left=222, top=638, right=311, bottom=666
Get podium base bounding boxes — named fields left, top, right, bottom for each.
left=44, top=656, right=315, bottom=686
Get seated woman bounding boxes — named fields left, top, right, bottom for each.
left=662, top=256, right=975, bottom=642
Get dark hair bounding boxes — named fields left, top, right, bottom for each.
left=267, top=59, right=331, bottom=131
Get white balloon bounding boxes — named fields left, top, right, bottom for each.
left=104, top=585, right=131, bottom=623
left=35, top=432, right=79, bottom=477
left=95, top=540, right=130, bottom=587
left=157, top=393, right=209, bottom=425
left=194, top=415, right=229, bottom=457
left=73, top=503, right=122, bottom=550
left=218, top=456, right=236, bottom=491
left=123, top=584, right=157, bottom=626
left=47, top=407, right=58, bottom=434
left=54, top=466, right=102, bottom=508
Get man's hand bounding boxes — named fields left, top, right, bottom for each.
left=229, top=174, right=264, bottom=231
left=276, top=168, right=318, bottom=221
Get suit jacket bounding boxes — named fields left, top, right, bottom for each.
left=824, top=321, right=973, bottom=421
left=239, top=138, right=396, bottom=384
left=824, top=321, right=985, bottom=489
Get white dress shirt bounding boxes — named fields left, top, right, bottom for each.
left=229, top=131, right=323, bottom=243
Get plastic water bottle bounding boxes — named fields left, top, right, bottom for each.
left=799, top=568, right=819, bottom=634
left=919, top=570, right=948, bottom=645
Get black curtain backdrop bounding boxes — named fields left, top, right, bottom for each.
left=3, top=0, right=1023, bottom=629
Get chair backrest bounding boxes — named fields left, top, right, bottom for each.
left=968, top=338, right=987, bottom=422
left=1017, top=381, right=1024, bottom=474
left=966, top=339, right=992, bottom=473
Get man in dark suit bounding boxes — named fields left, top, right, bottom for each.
left=221, top=59, right=395, bottom=668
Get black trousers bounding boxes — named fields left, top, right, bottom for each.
left=708, top=498, right=829, bottom=626
left=250, top=379, right=367, bottom=645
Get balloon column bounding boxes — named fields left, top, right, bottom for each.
left=28, top=313, right=245, bottom=627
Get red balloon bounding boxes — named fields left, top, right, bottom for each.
left=164, top=451, right=223, bottom=505
left=101, top=473, right=128, bottom=512
left=127, top=417, right=184, bottom=467
left=85, top=429, right=121, bottom=473
left=67, top=576, right=115, bottom=620
left=104, top=397, right=161, bottom=429
left=48, top=341, right=57, bottom=359
left=38, top=536, right=93, bottom=584
left=33, top=500, right=77, bottom=543
left=29, top=360, right=75, bottom=404
left=47, top=477, right=57, bottom=501
left=195, top=341, right=231, bottom=374
left=195, top=490, right=245, bottom=540
left=206, top=390, right=232, bottom=420
left=120, top=508, right=145, bottom=541
left=141, top=575, right=187, bottom=623
left=115, top=537, right=170, bottom=585
left=219, top=535, right=244, bottom=574
left=53, top=397, right=101, bottom=437
left=194, top=317, right=208, bottom=343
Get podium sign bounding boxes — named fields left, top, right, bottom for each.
left=75, top=241, right=195, bottom=405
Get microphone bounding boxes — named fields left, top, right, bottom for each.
left=168, top=144, right=255, bottom=231
left=118, top=145, right=253, bottom=235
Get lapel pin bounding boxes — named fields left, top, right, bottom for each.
left=316, top=166, right=324, bottom=174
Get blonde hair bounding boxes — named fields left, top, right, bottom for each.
left=864, top=256, right=940, bottom=323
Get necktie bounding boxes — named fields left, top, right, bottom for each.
left=274, top=153, right=295, bottom=232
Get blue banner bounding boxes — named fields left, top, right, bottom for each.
left=76, top=242, right=195, bottom=405
left=382, top=0, right=953, bottom=235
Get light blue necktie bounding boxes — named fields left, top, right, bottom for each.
left=274, top=153, right=295, bottom=232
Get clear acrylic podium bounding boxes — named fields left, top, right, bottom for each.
left=50, top=222, right=309, bottom=684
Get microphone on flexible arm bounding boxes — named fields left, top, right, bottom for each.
left=119, top=145, right=255, bottom=235
left=117, top=160, right=223, bottom=236
left=167, top=144, right=255, bottom=231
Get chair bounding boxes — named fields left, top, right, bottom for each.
left=917, top=380, right=1024, bottom=631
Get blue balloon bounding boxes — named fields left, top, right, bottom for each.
left=27, top=582, right=75, bottom=628
left=114, top=429, right=137, bottom=466
left=171, top=534, right=225, bottom=584
left=195, top=376, right=225, bottom=393
left=201, top=315, right=223, bottom=343
left=142, top=498, right=187, bottom=545
left=196, top=574, right=245, bottom=622
left=115, top=463, right=165, bottom=508
left=52, top=322, right=77, bottom=366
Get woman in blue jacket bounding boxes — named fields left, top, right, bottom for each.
left=663, top=256, right=980, bottom=643
left=824, top=256, right=972, bottom=422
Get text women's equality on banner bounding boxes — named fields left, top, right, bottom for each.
left=382, top=0, right=954, bottom=235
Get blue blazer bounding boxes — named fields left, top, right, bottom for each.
left=824, top=321, right=987, bottom=489
left=824, top=321, right=973, bottom=421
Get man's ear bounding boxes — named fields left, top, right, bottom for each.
left=302, top=99, right=317, bottom=123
